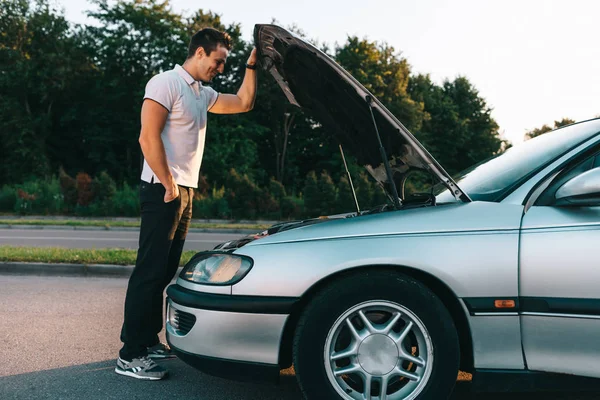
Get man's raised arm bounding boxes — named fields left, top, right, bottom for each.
left=209, top=48, right=258, bottom=114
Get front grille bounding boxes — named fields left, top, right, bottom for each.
left=174, top=309, right=196, bottom=335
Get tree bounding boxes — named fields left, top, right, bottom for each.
left=0, top=1, right=516, bottom=222
left=302, top=171, right=319, bottom=216
left=317, top=171, right=337, bottom=215
left=0, top=0, right=94, bottom=184
left=408, top=74, right=504, bottom=174
left=199, top=120, right=264, bottom=187
left=336, top=176, right=357, bottom=213
left=525, top=118, right=576, bottom=140
left=335, top=37, right=425, bottom=132
left=354, top=172, right=373, bottom=209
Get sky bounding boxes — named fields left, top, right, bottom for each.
left=57, top=0, right=600, bottom=145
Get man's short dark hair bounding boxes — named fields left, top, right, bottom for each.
left=188, top=28, right=232, bottom=58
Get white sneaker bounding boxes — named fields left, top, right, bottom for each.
left=115, top=356, right=168, bottom=380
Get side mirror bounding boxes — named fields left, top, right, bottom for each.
left=555, top=167, right=600, bottom=206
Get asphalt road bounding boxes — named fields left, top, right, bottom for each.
left=1, top=275, right=598, bottom=400
left=0, top=275, right=300, bottom=400
left=0, top=228, right=246, bottom=251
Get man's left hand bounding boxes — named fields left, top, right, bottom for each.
left=247, top=48, right=257, bottom=67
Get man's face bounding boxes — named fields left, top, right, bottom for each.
left=197, top=44, right=229, bottom=82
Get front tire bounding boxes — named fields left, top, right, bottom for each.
left=293, top=270, right=459, bottom=400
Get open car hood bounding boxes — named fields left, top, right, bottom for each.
left=253, top=24, right=469, bottom=203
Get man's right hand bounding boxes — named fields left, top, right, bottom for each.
left=164, top=182, right=179, bottom=203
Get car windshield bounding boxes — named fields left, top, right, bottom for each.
left=434, top=119, right=600, bottom=202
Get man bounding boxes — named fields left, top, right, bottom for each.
left=115, top=27, right=258, bottom=380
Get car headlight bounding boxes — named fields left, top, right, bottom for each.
left=180, top=252, right=253, bottom=285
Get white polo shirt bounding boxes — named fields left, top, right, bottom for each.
left=140, top=64, right=219, bottom=188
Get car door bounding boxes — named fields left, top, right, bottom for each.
left=519, top=151, right=600, bottom=378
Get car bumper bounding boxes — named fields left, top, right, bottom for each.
left=165, top=284, right=298, bottom=382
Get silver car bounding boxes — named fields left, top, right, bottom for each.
left=166, top=24, right=600, bottom=400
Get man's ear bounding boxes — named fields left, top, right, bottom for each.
left=195, top=46, right=206, bottom=58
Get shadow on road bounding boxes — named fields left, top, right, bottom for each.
left=0, top=358, right=300, bottom=400
left=451, top=381, right=599, bottom=400
left=1, top=358, right=597, bottom=400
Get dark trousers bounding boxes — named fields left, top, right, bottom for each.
left=119, top=181, right=193, bottom=360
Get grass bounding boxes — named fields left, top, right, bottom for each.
left=0, top=219, right=270, bottom=231
left=0, top=246, right=197, bottom=266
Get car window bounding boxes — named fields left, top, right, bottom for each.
left=434, top=119, right=600, bottom=203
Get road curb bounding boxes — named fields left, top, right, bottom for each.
left=0, top=262, right=186, bottom=278
left=188, top=228, right=260, bottom=234
left=0, top=262, right=133, bottom=277
left=0, top=224, right=260, bottom=234
left=0, top=215, right=278, bottom=224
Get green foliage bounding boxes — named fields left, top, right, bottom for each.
left=302, top=171, right=320, bottom=216
left=355, top=172, right=373, bottom=210
left=195, top=174, right=210, bottom=198
left=335, top=37, right=425, bottom=132
left=200, top=121, right=263, bottom=187
left=88, top=171, right=117, bottom=215
left=280, top=196, right=304, bottom=220
left=58, top=167, right=77, bottom=209
left=300, top=171, right=338, bottom=216
left=192, top=186, right=231, bottom=219
left=373, top=187, right=388, bottom=206
left=92, top=171, right=117, bottom=204
left=1, top=0, right=534, bottom=220
left=225, top=169, right=279, bottom=219
left=0, top=186, right=18, bottom=212
left=268, top=178, right=287, bottom=201
left=336, top=176, right=357, bottom=213
left=317, top=171, right=337, bottom=215
left=0, top=178, right=63, bottom=215
left=0, top=0, right=84, bottom=184
left=525, top=118, right=576, bottom=140
left=36, top=178, right=64, bottom=214
left=0, top=172, right=140, bottom=216
left=408, top=74, right=504, bottom=174
left=111, top=182, right=140, bottom=216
